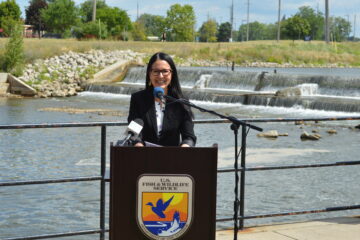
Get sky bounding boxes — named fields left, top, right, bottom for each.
left=16, top=0, right=360, bottom=37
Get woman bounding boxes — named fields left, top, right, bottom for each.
left=127, top=52, right=196, bottom=147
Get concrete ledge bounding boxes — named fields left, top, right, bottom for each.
left=7, top=74, right=37, bottom=96
left=88, top=59, right=144, bottom=84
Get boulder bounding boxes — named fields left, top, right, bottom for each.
left=326, top=129, right=337, bottom=134
left=300, top=131, right=321, bottom=140
left=257, top=130, right=279, bottom=138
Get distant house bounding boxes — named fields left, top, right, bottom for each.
left=147, top=36, right=160, bottom=41
left=23, top=25, right=37, bottom=38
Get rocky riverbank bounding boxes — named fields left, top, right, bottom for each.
left=18, top=49, right=145, bottom=98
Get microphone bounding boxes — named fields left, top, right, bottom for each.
left=153, top=87, right=165, bottom=102
left=116, top=118, right=144, bottom=146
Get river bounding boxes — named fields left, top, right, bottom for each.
left=1, top=67, right=360, bottom=239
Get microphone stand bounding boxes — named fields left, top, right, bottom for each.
left=164, top=95, right=262, bottom=240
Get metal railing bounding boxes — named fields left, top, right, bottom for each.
left=1, top=117, right=360, bottom=240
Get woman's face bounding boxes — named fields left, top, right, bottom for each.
left=149, top=60, right=172, bottom=91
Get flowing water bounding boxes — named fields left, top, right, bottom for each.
left=1, top=67, right=360, bottom=239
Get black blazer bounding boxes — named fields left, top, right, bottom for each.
left=128, top=89, right=196, bottom=147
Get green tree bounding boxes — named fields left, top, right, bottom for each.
left=72, top=21, right=108, bottom=39
left=25, top=0, right=48, bottom=37
left=238, top=22, right=267, bottom=41
left=2, top=21, right=24, bottom=76
left=296, top=6, right=324, bottom=40
left=41, top=0, right=79, bottom=37
left=330, top=16, right=351, bottom=42
left=166, top=4, right=196, bottom=42
left=131, top=21, right=147, bottom=41
left=79, top=0, right=107, bottom=23
left=199, top=19, right=217, bottom=42
left=263, top=23, right=277, bottom=40
left=96, top=7, right=132, bottom=38
left=137, top=13, right=165, bottom=37
left=217, top=22, right=231, bottom=42
left=0, top=0, right=21, bottom=36
left=283, top=15, right=310, bottom=41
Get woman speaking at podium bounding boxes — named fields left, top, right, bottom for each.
left=127, top=52, right=197, bottom=147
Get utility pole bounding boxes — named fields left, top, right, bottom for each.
left=230, top=0, right=234, bottom=42
left=92, top=0, right=97, bottom=22
left=137, top=1, right=139, bottom=20
left=325, top=0, right=330, bottom=43
left=246, top=0, right=250, bottom=41
left=354, top=14, right=357, bottom=40
left=277, top=0, right=281, bottom=42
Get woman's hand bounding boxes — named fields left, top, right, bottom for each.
left=134, top=142, right=145, bottom=147
left=180, top=144, right=190, bottom=147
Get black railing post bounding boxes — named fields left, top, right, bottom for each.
left=239, top=125, right=247, bottom=229
left=100, top=126, right=106, bottom=240
left=231, top=123, right=239, bottom=240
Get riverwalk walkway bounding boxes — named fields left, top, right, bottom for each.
left=216, top=215, right=360, bottom=240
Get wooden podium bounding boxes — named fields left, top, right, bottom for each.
left=110, top=146, right=218, bottom=240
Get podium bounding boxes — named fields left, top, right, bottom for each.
left=110, top=146, right=218, bottom=240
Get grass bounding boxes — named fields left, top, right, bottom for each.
left=1, top=38, right=360, bottom=67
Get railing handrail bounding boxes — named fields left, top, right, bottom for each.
left=1, top=115, right=359, bottom=130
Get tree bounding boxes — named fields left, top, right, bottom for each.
left=72, top=21, right=108, bottom=39
left=25, top=0, right=48, bottom=37
left=283, top=15, right=310, bottom=41
left=296, top=6, right=324, bottom=40
left=137, top=13, right=165, bottom=37
left=217, top=22, right=231, bottom=42
left=41, top=0, right=79, bottom=37
left=131, top=21, right=147, bottom=41
left=96, top=7, right=132, bottom=38
left=79, top=0, right=107, bottom=23
left=0, top=0, right=21, bottom=36
left=2, top=21, right=24, bottom=76
left=166, top=4, right=196, bottom=42
left=199, top=19, right=217, bottom=42
left=238, top=22, right=267, bottom=41
left=330, top=16, right=351, bottom=42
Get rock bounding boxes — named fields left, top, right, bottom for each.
left=327, top=129, right=337, bottom=134
left=275, top=87, right=301, bottom=97
left=257, top=130, right=279, bottom=138
left=355, top=124, right=360, bottom=129
left=20, top=49, right=146, bottom=98
left=278, top=133, right=289, bottom=136
left=312, top=129, right=319, bottom=133
left=300, top=131, right=321, bottom=140
left=295, top=121, right=304, bottom=125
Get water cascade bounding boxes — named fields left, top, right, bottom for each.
left=85, top=67, right=360, bottom=113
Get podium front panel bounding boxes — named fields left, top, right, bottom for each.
left=110, top=146, right=217, bottom=240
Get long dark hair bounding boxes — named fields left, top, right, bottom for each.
left=145, top=52, right=193, bottom=118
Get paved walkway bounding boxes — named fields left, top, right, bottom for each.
left=216, top=216, right=360, bottom=240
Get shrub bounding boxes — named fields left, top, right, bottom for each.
left=73, top=21, right=108, bottom=40
left=2, top=21, right=24, bottom=76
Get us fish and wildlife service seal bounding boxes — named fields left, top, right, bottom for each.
left=137, top=174, right=194, bottom=240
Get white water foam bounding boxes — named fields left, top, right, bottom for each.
left=297, top=83, right=318, bottom=96
left=78, top=91, right=130, bottom=99
left=191, top=99, right=360, bottom=117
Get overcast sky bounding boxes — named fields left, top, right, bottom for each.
left=17, top=0, right=360, bottom=37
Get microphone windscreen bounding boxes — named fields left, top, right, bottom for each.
left=153, top=87, right=164, bottom=98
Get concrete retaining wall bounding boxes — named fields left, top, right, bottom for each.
left=0, top=73, right=37, bottom=96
